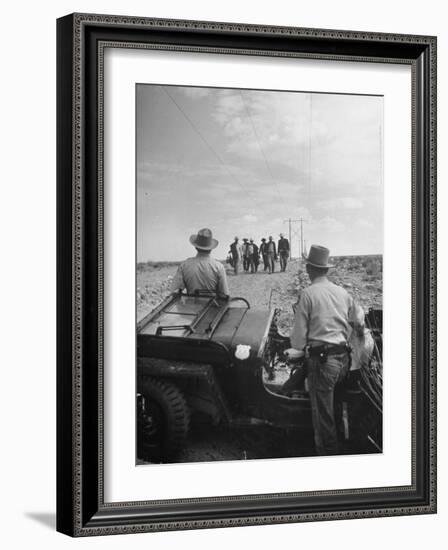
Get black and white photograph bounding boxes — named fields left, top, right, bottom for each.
left=136, top=84, right=383, bottom=464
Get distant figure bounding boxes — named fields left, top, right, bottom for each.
left=247, top=238, right=256, bottom=273
left=278, top=233, right=290, bottom=272
left=229, top=236, right=242, bottom=275
left=290, top=244, right=364, bottom=455
left=241, top=238, right=250, bottom=272
left=171, top=228, right=229, bottom=296
left=251, top=239, right=260, bottom=273
left=259, top=238, right=269, bottom=271
left=266, top=236, right=277, bottom=273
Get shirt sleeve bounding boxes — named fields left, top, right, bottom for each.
left=217, top=264, right=230, bottom=297
left=171, top=265, right=185, bottom=292
left=290, top=292, right=311, bottom=350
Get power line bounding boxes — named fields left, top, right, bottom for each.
left=307, top=93, right=313, bottom=201
left=162, top=86, right=255, bottom=199
left=239, top=91, right=288, bottom=208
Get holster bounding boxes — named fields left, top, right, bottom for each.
left=307, top=343, right=351, bottom=363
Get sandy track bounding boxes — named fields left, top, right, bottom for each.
left=137, top=256, right=382, bottom=333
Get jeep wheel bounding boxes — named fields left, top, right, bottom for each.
left=137, top=377, right=190, bottom=463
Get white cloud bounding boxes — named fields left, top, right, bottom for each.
left=318, top=197, right=364, bottom=210
left=356, top=219, right=374, bottom=229
left=137, top=85, right=383, bottom=260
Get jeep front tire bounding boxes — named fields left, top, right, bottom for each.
left=137, top=377, right=190, bottom=463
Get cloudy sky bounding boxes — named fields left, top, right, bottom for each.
left=136, top=84, right=383, bottom=262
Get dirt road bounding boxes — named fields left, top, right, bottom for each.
left=137, top=256, right=382, bottom=332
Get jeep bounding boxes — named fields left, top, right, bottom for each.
left=136, top=290, right=382, bottom=462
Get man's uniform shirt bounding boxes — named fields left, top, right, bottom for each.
left=171, top=252, right=229, bottom=296
left=290, top=276, right=363, bottom=350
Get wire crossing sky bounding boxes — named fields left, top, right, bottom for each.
left=137, top=84, right=383, bottom=262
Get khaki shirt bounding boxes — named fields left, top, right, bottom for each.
left=290, top=276, right=363, bottom=350
left=171, top=252, right=229, bottom=296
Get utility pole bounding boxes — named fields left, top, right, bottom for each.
left=283, top=218, right=307, bottom=259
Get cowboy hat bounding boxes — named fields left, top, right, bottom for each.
left=302, top=244, right=334, bottom=268
left=189, top=228, right=218, bottom=250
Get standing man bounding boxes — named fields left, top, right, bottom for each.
left=247, top=238, right=257, bottom=273
left=229, top=236, right=242, bottom=275
left=171, top=228, right=229, bottom=296
left=278, top=233, right=290, bottom=272
left=241, top=238, right=250, bottom=272
left=259, top=238, right=269, bottom=271
left=251, top=239, right=260, bottom=273
left=266, top=236, right=277, bottom=274
left=289, top=245, right=363, bottom=455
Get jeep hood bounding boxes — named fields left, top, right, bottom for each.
left=211, top=307, right=274, bottom=358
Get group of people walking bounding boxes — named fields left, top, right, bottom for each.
left=228, top=234, right=290, bottom=275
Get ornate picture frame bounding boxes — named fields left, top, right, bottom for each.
left=56, top=13, right=436, bottom=536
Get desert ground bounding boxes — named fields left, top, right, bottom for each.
left=137, top=255, right=382, bottom=330
left=136, top=255, right=382, bottom=463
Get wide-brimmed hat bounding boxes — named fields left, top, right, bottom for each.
left=189, top=228, right=218, bottom=250
left=302, top=244, right=334, bottom=268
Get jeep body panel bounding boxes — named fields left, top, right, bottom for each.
left=137, top=293, right=272, bottom=360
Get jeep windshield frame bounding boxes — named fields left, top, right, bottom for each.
left=137, top=292, right=250, bottom=339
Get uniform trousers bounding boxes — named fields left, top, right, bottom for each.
left=306, top=352, right=350, bottom=455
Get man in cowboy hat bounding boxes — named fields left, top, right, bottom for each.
left=241, top=238, right=250, bottom=272
left=290, top=244, right=364, bottom=455
left=250, top=239, right=260, bottom=273
left=266, top=236, right=277, bottom=274
left=171, top=228, right=229, bottom=296
left=278, top=233, right=290, bottom=272
left=229, top=236, right=242, bottom=275
left=259, top=238, right=269, bottom=271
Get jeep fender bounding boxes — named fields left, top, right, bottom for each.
left=137, top=358, right=232, bottom=423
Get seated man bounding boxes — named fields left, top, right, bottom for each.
left=171, top=228, right=229, bottom=297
